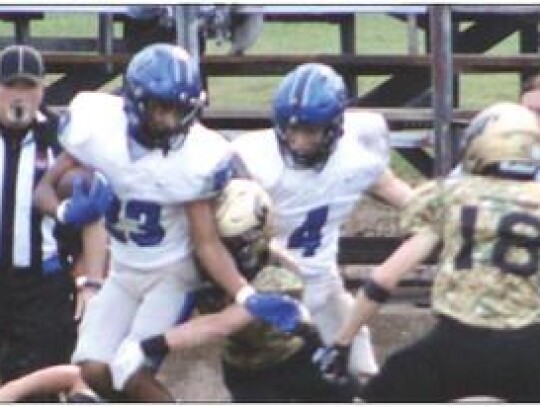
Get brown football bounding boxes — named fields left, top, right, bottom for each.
left=56, top=167, right=95, bottom=200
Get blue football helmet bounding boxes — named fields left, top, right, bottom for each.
left=272, top=63, right=348, bottom=169
left=123, top=43, right=206, bottom=151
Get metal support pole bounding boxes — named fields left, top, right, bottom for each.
left=14, top=19, right=30, bottom=44
left=175, top=5, right=200, bottom=65
left=339, top=14, right=357, bottom=97
left=430, top=5, right=454, bottom=178
left=519, top=18, right=539, bottom=91
left=98, top=13, right=114, bottom=74
left=407, top=14, right=419, bottom=55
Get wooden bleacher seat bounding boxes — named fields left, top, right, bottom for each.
left=39, top=51, right=540, bottom=77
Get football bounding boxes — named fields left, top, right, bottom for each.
left=56, top=167, right=95, bottom=200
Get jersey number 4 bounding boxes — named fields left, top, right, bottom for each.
left=105, top=195, right=165, bottom=247
left=456, top=205, right=540, bottom=277
left=287, top=206, right=329, bottom=256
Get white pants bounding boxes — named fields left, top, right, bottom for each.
left=72, top=257, right=200, bottom=365
left=302, top=272, right=379, bottom=375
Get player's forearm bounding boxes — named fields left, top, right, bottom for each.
left=165, top=305, right=252, bottom=349
left=335, top=232, right=437, bottom=345
left=186, top=199, right=250, bottom=297
left=268, top=240, right=301, bottom=274
left=335, top=270, right=395, bottom=346
left=196, top=240, right=249, bottom=297
left=0, top=365, right=81, bottom=402
left=335, top=293, right=381, bottom=346
left=81, top=219, right=109, bottom=282
left=370, top=169, right=414, bottom=209
left=34, top=152, right=80, bottom=219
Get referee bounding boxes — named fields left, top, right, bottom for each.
left=0, top=45, right=77, bottom=399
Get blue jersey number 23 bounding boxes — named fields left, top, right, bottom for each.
left=287, top=205, right=329, bottom=257
left=105, top=195, right=165, bottom=247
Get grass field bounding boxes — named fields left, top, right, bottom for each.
left=209, top=14, right=522, bottom=110
left=0, top=11, right=523, bottom=110
left=205, top=15, right=522, bottom=110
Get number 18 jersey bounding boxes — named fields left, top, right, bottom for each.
left=402, top=176, right=540, bottom=329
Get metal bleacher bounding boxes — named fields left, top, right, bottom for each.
left=1, top=5, right=540, bottom=301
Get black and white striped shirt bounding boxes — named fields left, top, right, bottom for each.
left=0, top=109, right=62, bottom=273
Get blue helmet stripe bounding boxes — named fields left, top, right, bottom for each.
left=301, top=70, right=318, bottom=111
left=291, top=67, right=313, bottom=112
left=175, top=57, right=186, bottom=86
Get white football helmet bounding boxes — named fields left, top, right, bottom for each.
left=461, top=102, right=540, bottom=174
left=215, top=179, right=272, bottom=280
left=216, top=179, right=272, bottom=238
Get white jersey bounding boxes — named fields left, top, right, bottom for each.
left=60, top=92, right=234, bottom=269
left=233, top=110, right=389, bottom=278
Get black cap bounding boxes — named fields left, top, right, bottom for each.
left=0, top=44, right=44, bottom=85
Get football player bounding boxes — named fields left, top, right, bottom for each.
left=109, top=179, right=362, bottom=402
left=316, top=102, right=540, bottom=402
left=33, top=43, right=305, bottom=401
left=231, top=63, right=414, bottom=377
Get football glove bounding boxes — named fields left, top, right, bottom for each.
left=57, top=174, right=113, bottom=227
left=312, top=343, right=351, bottom=385
left=237, top=286, right=309, bottom=333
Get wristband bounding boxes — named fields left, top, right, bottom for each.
left=56, top=200, right=69, bottom=223
left=363, top=278, right=391, bottom=303
left=75, top=276, right=103, bottom=291
left=141, top=334, right=170, bottom=357
left=235, top=285, right=256, bottom=305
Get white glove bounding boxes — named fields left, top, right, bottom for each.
left=110, top=340, right=146, bottom=391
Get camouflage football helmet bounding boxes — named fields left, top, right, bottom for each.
left=215, top=179, right=272, bottom=280
left=461, top=102, right=540, bottom=174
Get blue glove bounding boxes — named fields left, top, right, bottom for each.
left=243, top=292, right=305, bottom=333
left=58, top=174, right=113, bottom=227
left=312, top=343, right=351, bottom=385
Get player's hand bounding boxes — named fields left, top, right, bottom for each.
left=243, top=292, right=310, bottom=333
left=110, top=340, right=147, bottom=391
left=312, top=343, right=351, bottom=385
left=57, top=174, right=113, bottom=227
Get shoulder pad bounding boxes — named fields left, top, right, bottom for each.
left=183, top=125, right=236, bottom=197
left=60, top=92, right=123, bottom=151
left=344, top=110, right=390, bottom=165
left=232, top=129, right=283, bottom=188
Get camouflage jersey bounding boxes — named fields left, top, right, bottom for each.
left=196, top=244, right=306, bottom=370
left=401, top=175, right=540, bottom=329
